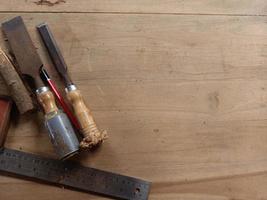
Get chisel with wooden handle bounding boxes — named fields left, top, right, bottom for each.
left=2, top=16, right=79, bottom=160
left=37, top=23, right=107, bottom=149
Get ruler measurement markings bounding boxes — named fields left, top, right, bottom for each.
left=0, top=148, right=150, bottom=200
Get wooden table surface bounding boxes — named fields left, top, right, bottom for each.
left=1, top=1, right=267, bottom=199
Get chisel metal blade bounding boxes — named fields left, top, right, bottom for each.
left=2, top=16, right=44, bottom=88
left=37, top=23, right=72, bottom=86
left=36, top=23, right=81, bottom=131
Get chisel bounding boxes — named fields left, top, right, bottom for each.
left=2, top=16, right=79, bottom=160
left=37, top=23, right=107, bottom=149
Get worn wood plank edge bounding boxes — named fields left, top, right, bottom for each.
left=0, top=11, right=267, bottom=17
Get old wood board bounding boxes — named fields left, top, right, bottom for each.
left=0, top=1, right=267, bottom=200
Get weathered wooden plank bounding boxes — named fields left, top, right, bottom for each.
left=0, top=0, right=266, bottom=15
left=0, top=13, right=267, bottom=199
left=152, top=172, right=267, bottom=200
left=1, top=12, right=267, bottom=179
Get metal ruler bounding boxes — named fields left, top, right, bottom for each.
left=0, top=148, right=150, bottom=200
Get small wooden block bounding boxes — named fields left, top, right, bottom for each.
left=0, top=96, right=12, bottom=147
left=0, top=48, right=35, bottom=114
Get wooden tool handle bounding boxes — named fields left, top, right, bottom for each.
left=67, top=89, right=107, bottom=148
left=37, top=88, right=58, bottom=114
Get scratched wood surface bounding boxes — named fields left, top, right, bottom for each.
left=0, top=1, right=267, bottom=200
left=0, top=0, right=267, bottom=15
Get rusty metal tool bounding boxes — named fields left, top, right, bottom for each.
left=37, top=23, right=107, bottom=149
left=0, top=147, right=150, bottom=200
left=2, top=16, right=79, bottom=160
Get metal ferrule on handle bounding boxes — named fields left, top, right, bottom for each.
left=40, top=68, right=81, bottom=131
left=36, top=86, right=79, bottom=160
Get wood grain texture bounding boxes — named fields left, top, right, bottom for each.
left=0, top=2, right=267, bottom=200
left=0, top=0, right=267, bottom=15
left=37, top=89, right=58, bottom=114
